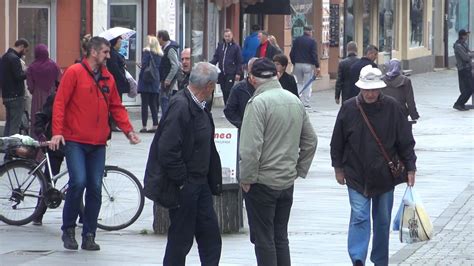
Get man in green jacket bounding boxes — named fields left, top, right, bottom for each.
left=239, top=58, right=317, bottom=266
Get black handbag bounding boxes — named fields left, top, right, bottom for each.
left=356, top=98, right=408, bottom=183
left=142, top=51, right=157, bottom=83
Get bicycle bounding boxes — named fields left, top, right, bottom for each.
left=0, top=137, right=145, bottom=231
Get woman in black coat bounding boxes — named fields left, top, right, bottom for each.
left=273, top=54, right=298, bottom=97
left=107, top=36, right=130, bottom=97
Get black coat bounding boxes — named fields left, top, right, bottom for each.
left=106, top=48, right=130, bottom=94
left=144, top=89, right=222, bottom=208
left=279, top=72, right=298, bottom=97
left=255, top=42, right=282, bottom=60
left=335, top=53, right=359, bottom=102
left=289, top=34, right=320, bottom=67
left=348, top=57, right=377, bottom=99
left=224, top=79, right=255, bottom=129
left=330, top=94, right=417, bottom=197
left=210, top=40, right=243, bottom=76
left=1, top=48, right=26, bottom=99
left=382, top=75, right=420, bottom=120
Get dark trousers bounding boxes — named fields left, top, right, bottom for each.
left=163, top=183, right=222, bottom=266
left=3, top=97, right=25, bottom=137
left=220, top=74, right=236, bottom=105
left=244, top=183, right=294, bottom=266
left=140, top=92, right=159, bottom=127
left=454, top=67, right=474, bottom=107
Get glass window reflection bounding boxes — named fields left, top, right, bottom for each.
left=410, top=0, right=424, bottom=47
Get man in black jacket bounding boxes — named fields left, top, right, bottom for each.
left=452, top=29, right=473, bottom=111
left=255, top=31, right=281, bottom=60
left=144, top=62, right=222, bottom=266
left=210, top=29, right=243, bottom=105
left=224, top=57, right=257, bottom=129
left=1, top=38, right=29, bottom=137
left=290, top=25, right=320, bottom=109
left=335, top=41, right=359, bottom=104
left=158, top=30, right=179, bottom=117
left=330, top=65, right=416, bottom=266
left=347, top=45, right=378, bottom=99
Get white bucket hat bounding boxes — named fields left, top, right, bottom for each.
left=355, top=65, right=387, bottom=90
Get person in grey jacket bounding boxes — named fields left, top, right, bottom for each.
left=452, top=29, right=473, bottom=111
left=239, top=58, right=317, bottom=266
left=335, top=41, right=359, bottom=104
left=382, top=59, right=420, bottom=121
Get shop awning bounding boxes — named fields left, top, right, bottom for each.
left=243, top=0, right=291, bottom=15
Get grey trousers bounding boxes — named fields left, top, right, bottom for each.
left=293, top=63, right=314, bottom=107
left=3, top=97, right=25, bottom=137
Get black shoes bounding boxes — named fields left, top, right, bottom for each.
left=81, top=233, right=101, bottom=251
left=453, top=104, right=469, bottom=111
left=62, top=228, right=78, bottom=250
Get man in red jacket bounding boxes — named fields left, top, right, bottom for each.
left=49, top=37, right=140, bottom=251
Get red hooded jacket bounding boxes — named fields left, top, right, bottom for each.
left=52, top=59, right=133, bottom=145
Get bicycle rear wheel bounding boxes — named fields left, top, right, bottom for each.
left=0, top=160, right=46, bottom=225
left=96, top=166, right=144, bottom=231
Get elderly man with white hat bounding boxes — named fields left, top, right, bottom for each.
left=330, top=65, right=417, bottom=266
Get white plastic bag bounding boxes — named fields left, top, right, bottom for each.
left=398, top=186, right=433, bottom=243
left=125, top=70, right=138, bottom=98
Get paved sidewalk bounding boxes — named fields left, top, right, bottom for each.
left=391, top=182, right=474, bottom=265
left=0, top=69, right=473, bottom=265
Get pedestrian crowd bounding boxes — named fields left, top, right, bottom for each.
left=0, top=24, right=472, bottom=266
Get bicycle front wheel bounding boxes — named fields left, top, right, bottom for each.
left=96, top=166, right=144, bottom=231
left=0, top=160, right=46, bottom=225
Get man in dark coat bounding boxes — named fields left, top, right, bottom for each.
left=1, top=38, right=29, bottom=137
left=335, top=41, right=359, bottom=104
left=224, top=57, right=257, bottom=129
left=290, top=25, right=320, bottom=108
left=144, top=62, right=222, bottom=266
left=177, top=48, right=191, bottom=91
left=347, top=45, right=378, bottom=99
left=210, top=29, right=243, bottom=105
left=158, top=30, right=180, bottom=117
left=255, top=31, right=281, bottom=60
left=452, top=29, right=473, bottom=111
left=330, top=65, right=417, bottom=266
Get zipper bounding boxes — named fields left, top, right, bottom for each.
left=222, top=43, right=228, bottom=74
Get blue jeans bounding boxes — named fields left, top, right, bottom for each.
left=61, top=141, right=105, bottom=237
left=347, top=187, right=394, bottom=265
left=159, top=83, right=171, bottom=118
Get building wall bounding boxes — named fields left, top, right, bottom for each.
left=57, top=0, right=82, bottom=68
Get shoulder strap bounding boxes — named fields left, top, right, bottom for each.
left=148, top=51, right=156, bottom=68
left=356, top=97, right=393, bottom=165
left=81, top=62, right=109, bottom=107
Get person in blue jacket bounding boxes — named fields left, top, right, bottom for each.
left=242, top=25, right=260, bottom=67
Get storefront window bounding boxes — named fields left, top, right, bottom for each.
left=379, top=0, right=395, bottom=55
left=189, top=0, right=205, bottom=63
left=362, top=0, right=371, bottom=49
left=18, top=6, right=49, bottom=64
left=409, top=0, right=424, bottom=47
left=447, top=0, right=470, bottom=56
left=290, top=0, right=314, bottom=40
left=344, top=0, right=355, bottom=57
left=110, top=4, right=138, bottom=78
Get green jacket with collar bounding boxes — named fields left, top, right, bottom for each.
left=239, top=78, right=317, bottom=190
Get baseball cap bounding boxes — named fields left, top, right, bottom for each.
left=459, top=29, right=470, bottom=37
left=250, top=58, right=277, bottom=78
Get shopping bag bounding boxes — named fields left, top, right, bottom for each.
left=399, top=186, right=434, bottom=243
left=125, top=70, right=138, bottom=98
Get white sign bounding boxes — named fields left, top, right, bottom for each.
left=214, top=128, right=238, bottom=183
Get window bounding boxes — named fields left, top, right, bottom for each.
left=379, top=0, right=395, bottom=54
left=447, top=0, right=470, bottom=56
left=18, top=6, right=50, bottom=64
left=290, top=0, right=314, bottom=40
left=409, top=0, right=424, bottom=47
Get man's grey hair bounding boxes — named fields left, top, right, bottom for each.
left=247, top=57, right=259, bottom=72
left=189, top=62, right=219, bottom=89
left=347, top=41, right=357, bottom=54
left=364, top=44, right=379, bottom=55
